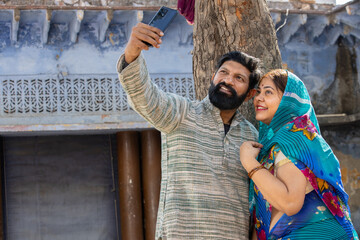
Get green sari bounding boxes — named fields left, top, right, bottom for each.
left=250, top=71, right=358, bottom=240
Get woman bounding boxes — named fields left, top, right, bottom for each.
left=240, top=69, right=359, bottom=239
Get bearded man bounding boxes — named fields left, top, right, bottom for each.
left=117, top=23, right=262, bottom=240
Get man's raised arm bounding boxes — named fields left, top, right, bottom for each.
left=117, top=23, right=188, bottom=134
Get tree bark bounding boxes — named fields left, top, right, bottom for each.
left=193, top=0, right=282, bottom=123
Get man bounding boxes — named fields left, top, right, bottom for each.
left=117, top=22, right=262, bottom=240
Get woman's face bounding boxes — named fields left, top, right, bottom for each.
left=254, top=77, right=283, bottom=125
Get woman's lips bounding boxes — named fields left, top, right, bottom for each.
left=255, top=106, right=267, bottom=111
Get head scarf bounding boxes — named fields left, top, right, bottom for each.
left=250, top=71, right=358, bottom=239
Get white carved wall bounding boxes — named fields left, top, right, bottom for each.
left=0, top=73, right=195, bottom=116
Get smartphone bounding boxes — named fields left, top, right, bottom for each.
left=143, top=6, right=178, bottom=46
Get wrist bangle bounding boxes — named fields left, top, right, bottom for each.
left=248, top=165, right=266, bottom=179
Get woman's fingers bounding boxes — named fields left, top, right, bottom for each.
left=251, top=142, right=263, bottom=149
left=242, top=141, right=263, bottom=149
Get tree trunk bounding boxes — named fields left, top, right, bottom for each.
left=193, top=0, right=282, bottom=123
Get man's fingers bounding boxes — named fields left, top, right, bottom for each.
left=133, top=23, right=163, bottom=44
left=124, top=22, right=164, bottom=63
left=134, top=27, right=162, bottom=47
left=135, top=40, right=150, bottom=51
left=138, top=22, right=164, bottom=36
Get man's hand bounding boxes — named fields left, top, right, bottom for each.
left=124, top=22, right=164, bottom=64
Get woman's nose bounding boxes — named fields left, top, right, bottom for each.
left=255, top=93, right=263, bottom=102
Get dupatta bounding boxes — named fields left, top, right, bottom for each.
left=249, top=71, right=358, bottom=239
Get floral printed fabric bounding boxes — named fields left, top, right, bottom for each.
left=249, top=71, right=359, bottom=239
left=253, top=145, right=349, bottom=239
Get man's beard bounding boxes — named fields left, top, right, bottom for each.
left=208, top=82, right=249, bottom=110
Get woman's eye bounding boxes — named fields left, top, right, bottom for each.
left=265, top=90, right=272, bottom=95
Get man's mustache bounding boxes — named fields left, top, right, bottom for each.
left=215, top=82, right=237, bottom=96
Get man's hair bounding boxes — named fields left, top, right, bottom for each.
left=215, top=51, right=262, bottom=90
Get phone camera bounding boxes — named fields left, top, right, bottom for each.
left=159, top=8, right=168, bottom=17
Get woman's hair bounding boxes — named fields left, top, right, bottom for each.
left=261, top=69, right=288, bottom=93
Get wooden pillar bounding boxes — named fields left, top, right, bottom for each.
left=116, top=131, right=144, bottom=240
left=141, top=130, right=161, bottom=240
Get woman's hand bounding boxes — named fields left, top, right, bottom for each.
left=239, top=141, right=263, bottom=171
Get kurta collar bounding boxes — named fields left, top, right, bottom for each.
left=203, top=95, right=245, bottom=128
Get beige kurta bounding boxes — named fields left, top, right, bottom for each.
left=117, top=54, right=258, bottom=239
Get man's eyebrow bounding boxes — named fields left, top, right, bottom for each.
left=219, top=66, right=228, bottom=71
left=219, top=67, right=249, bottom=79
left=234, top=73, right=247, bottom=78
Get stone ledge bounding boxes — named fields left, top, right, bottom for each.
left=318, top=112, right=360, bottom=126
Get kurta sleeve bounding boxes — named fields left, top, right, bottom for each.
left=117, top=53, right=189, bottom=133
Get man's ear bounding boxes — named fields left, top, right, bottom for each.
left=244, top=89, right=256, bottom=102
left=211, top=73, right=215, bottom=81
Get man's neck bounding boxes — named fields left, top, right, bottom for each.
left=220, top=109, right=237, bottom=125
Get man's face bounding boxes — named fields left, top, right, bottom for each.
left=209, top=60, right=251, bottom=110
